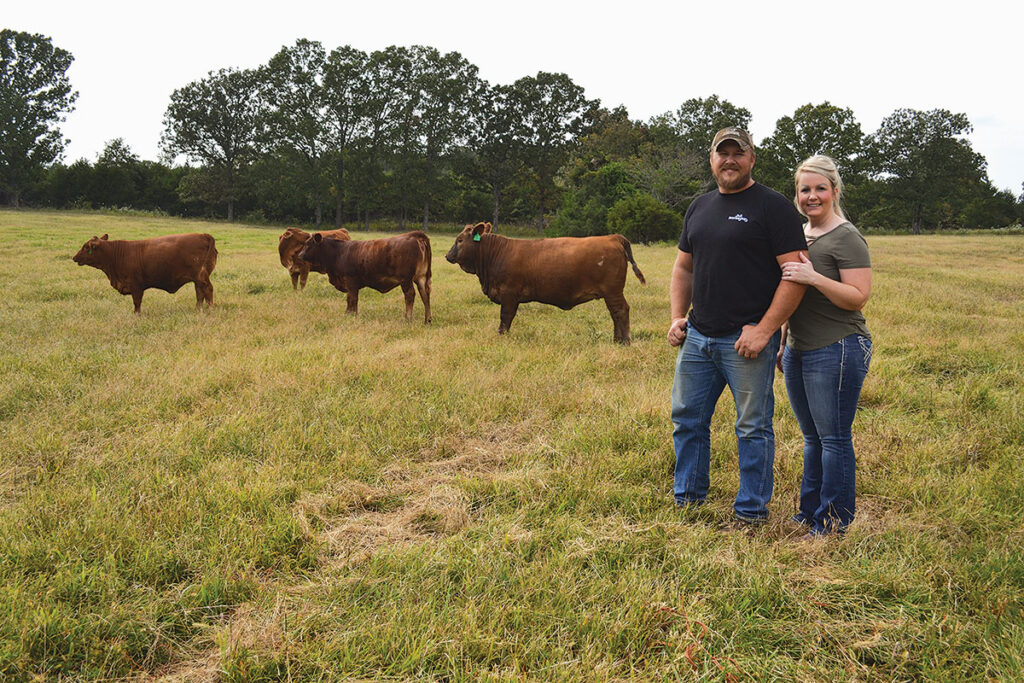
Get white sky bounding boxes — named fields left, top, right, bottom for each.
left=7, top=0, right=1024, bottom=194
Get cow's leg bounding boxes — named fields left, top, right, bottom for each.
left=605, top=294, right=631, bottom=345
left=290, top=272, right=300, bottom=290
left=498, top=299, right=519, bottom=335
left=131, top=290, right=143, bottom=314
left=195, top=276, right=214, bottom=310
left=401, top=282, right=415, bottom=321
left=299, top=267, right=309, bottom=290
left=346, top=289, right=359, bottom=315
left=415, top=275, right=431, bottom=324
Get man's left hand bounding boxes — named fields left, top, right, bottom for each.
left=735, top=324, right=770, bottom=359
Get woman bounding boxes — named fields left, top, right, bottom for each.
left=779, top=155, right=872, bottom=537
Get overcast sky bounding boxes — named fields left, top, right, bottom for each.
left=7, top=0, right=1024, bottom=194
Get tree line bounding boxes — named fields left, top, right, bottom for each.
left=3, top=29, right=1022, bottom=236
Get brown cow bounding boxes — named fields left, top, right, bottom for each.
left=445, top=222, right=646, bottom=344
left=278, top=227, right=350, bottom=290
left=298, top=231, right=432, bottom=323
left=72, top=233, right=217, bottom=313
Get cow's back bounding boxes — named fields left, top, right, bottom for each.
left=132, top=233, right=216, bottom=291
left=490, top=234, right=628, bottom=307
left=341, top=231, right=430, bottom=288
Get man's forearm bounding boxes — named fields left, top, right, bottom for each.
left=670, top=269, right=692, bottom=320
left=756, top=280, right=806, bottom=334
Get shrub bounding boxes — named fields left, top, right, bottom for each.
left=607, top=192, right=683, bottom=244
left=548, top=162, right=638, bottom=237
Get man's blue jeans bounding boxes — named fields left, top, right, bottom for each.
left=782, top=334, right=872, bottom=535
left=671, top=324, right=780, bottom=520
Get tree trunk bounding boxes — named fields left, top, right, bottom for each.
left=537, top=187, right=545, bottom=234
left=335, top=156, right=345, bottom=228
left=912, top=203, right=922, bottom=235
left=422, top=197, right=430, bottom=232
left=492, top=187, right=501, bottom=230
left=226, top=164, right=235, bottom=222
left=315, top=203, right=323, bottom=228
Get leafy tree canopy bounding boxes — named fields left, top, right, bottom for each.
left=97, top=137, right=140, bottom=167
left=160, top=67, right=268, bottom=220
left=669, top=95, right=752, bottom=156
left=0, top=29, right=78, bottom=207
left=865, top=108, right=987, bottom=232
left=757, top=102, right=865, bottom=194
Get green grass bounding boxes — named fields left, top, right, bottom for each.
left=1, top=209, right=1022, bottom=680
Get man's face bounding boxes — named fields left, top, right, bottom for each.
left=710, top=140, right=755, bottom=193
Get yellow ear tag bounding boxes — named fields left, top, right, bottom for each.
left=473, top=233, right=482, bottom=242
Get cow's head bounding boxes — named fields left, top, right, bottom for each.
left=278, top=227, right=310, bottom=267
left=297, top=232, right=327, bottom=268
left=73, top=234, right=109, bottom=266
left=445, top=222, right=492, bottom=273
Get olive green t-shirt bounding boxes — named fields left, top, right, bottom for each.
left=787, top=222, right=871, bottom=351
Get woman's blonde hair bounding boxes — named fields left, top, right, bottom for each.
left=794, top=155, right=847, bottom=220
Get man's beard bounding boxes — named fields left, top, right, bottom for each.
left=714, top=169, right=752, bottom=192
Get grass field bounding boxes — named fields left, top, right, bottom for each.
left=1, top=209, right=1022, bottom=681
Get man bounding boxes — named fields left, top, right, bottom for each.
left=667, top=127, right=807, bottom=523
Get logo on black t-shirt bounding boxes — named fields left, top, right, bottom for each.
left=728, top=214, right=749, bottom=223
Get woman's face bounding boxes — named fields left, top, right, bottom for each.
left=796, top=172, right=838, bottom=220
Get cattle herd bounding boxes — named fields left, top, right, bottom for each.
left=73, top=222, right=647, bottom=343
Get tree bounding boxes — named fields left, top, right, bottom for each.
left=356, top=46, right=423, bottom=229
left=663, top=95, right=751, bottom=188
left=960, top=185, right=1019, bottom=228
left=464, top=82, right=526, bottom=229
left=607, top=192, right=683, bottom=244
left=628, top=116, right=703, bottom=213
left=1019, top=183, right=1024, bottom=224
left=92, top=138, right=143, bottom=208
left=265, top=39, right=333, bottom=226
left=550, top=162, right=638, bottom=236
left=160, top=67, right=268, bottom=221
left=514, top=72, right=597, bottom=232
left=757, top=102, right=865, bottom=195
left=865, top=108, right=987, bottom=233
left=0, top=29, right=78, bottom=207
left=671, top=95, right=751, bottom=156
left=575, top=106, right=646, bottom=166
left=323, top=45, right=369, bottom=226
left=413, top=46, right=481, bottom=230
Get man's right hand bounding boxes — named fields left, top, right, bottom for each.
left=667, top=317, right=688, bottom=346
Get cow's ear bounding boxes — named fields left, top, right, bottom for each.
left=100, top=234, right=109, bottom=240
left=482, top=222, right=493, bottom=233
left=472, top=223, right=488, bottom=239
left=313, top=233, right=323, bottom=243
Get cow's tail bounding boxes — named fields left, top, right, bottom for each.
left=204, top=234, right=218, bottom=275
left=618, top=235, right=646, bottom=285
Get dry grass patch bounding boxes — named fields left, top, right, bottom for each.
left=312, top=421, right=543, bottom=570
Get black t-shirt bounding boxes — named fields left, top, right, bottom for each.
left=679, top=182, right=806, bottom=336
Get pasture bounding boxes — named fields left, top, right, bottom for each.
left=1, top=210, right=1022, bottom=680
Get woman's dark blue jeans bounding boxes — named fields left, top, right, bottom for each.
left=782, top=334, right=872, bottom=535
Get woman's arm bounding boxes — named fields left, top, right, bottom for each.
left=782, top=253, right=871, bottom=311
